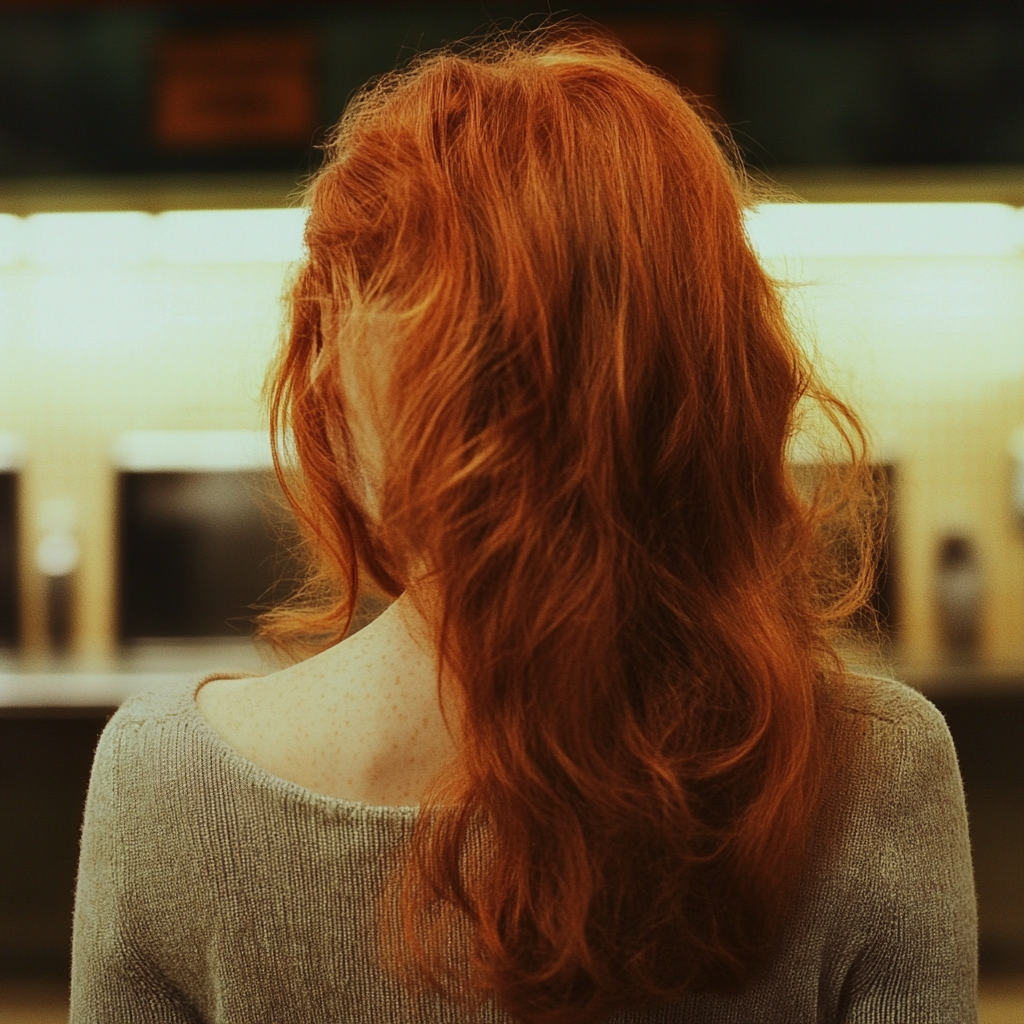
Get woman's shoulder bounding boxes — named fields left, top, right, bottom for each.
left=107, top=672, right=213, bottom=726
left=92, top=674, right=216, bottom=779
left=86, top=672, right=420, bottom=880
left=98, top=673, right=252, bottom=764
left=812, top=671, right=970, bottom=900
left=90, top=673, right=256, bottom=812
left=191, top=615, right=459, bottom=806
left=98, top=641, right=456, bottom=812
left=74, top=675, right=428, bottom=1024
left=829, top=670, right=943, bottom=726
left=795, top=672, right=977, bottom=1021
left=824, top=671, right=956, bottom=772
left=822, top=671, right=961, bottom=801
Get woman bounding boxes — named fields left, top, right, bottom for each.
left=71, top=30, right=976, bottom=1024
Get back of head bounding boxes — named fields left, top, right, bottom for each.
left=267, top=26, right=876, bottom=1024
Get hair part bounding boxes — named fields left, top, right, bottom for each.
left=263, top=25, right=881, bottom=1024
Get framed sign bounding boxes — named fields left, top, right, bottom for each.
left=154, top=30, right=318, bottom=148
left=603, top=20, right=725, bottom=117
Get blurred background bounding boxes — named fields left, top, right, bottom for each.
left=0, top=1, right=1021, bottom=1021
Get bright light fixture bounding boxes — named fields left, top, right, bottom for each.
left=743, top=202, right=1024, bottom=259
left=0, top=208, right=308, bottom=266
left=27, top=211, right=154, bottom=266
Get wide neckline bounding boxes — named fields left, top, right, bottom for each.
left=188, top=672, right=422, bottom=819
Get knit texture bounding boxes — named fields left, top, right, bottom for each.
left=70, top=673, right=977, bottom=1023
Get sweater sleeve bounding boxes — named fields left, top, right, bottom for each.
left=70, top=710, right=200, bottom=1024
left=839, top=692, right=978, bottom=1024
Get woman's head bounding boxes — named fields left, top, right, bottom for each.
left=267, top=26, right=877, bottom=1024
left=278, top=28, right=810, bottom=601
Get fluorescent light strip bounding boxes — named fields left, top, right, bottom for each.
left=2, top=203, right=1023, bottom=265
left=112, top=431, right=274, bottom=472
left=0, top=208, right=307, bottom=267
left=27, top=211, right=154, bottom=267
left=156, top=209, right=307, bottom=264
left=743, top=202, right=1024, bottom=258
left=0, top=214, right=23, bottom=267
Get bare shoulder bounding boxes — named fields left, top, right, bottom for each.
left=193, top=605, right=458, bottom=805
left=194, top=654, right=364, bottom=795
left=195, top=628, right=383, bottom=738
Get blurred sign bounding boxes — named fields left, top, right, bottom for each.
left=603, top=20, right=724, bottom=116
left=154, top=30, right=317, bottom=148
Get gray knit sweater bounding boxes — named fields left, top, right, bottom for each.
left=70, top=673, right=977, bottom=1023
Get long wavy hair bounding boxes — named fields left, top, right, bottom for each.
left=262, top=27, right=880, bottom=1024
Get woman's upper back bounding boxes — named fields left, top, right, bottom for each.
left=71, top=671, right=976, bottom=1023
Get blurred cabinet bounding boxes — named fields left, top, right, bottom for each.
left=0, top=710, right=109, bottom=977
left=931, top=689, right=1024, bottom=975
left=118, top=470, right=295, bottom=641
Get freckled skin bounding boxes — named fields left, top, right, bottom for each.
left=195, top=593, right=459, bottom=807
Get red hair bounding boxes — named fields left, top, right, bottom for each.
left=264, top=27, right=878, bottom=1024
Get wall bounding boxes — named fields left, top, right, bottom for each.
left=771, top=250, right=1024, bottom=667
left=0, top=210, right=298, bottom=663
left=1, top=202, right=1022, bottom=670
